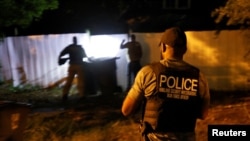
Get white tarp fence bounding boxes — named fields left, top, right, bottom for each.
left=0, top=30, right=250, bottom=91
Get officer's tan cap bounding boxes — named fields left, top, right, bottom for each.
left=160, top=27, right=187, bottom=49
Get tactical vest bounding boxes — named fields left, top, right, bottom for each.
left=143, top=62, right=201, bottom=132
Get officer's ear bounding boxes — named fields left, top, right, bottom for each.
left=161, top=43, right=167, bottom=52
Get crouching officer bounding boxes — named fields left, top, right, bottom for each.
left=121, top=27, right=210, bottom=141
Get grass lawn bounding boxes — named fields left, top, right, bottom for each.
left=0, top=84, right=250, bottom=141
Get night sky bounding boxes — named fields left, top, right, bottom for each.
left=3, top=0, right=231, bottom=36
left=5, top=0, right=128, bottom=36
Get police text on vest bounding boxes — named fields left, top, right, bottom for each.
left=159, top=75, right=198, bottom=91
left=158, top=75, right=198, bottom=100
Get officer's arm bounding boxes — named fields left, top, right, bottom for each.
left=122, top=91, right=144, bottom=117
left=80, top=46, right=87, bottom=58
left=121, top=96, right=139, bottom=116
left=199, top=72, right=210, bottom=119
left=122, top=66, right=152, bottom=117
left=120, top=40, right=128, bottom=49
left=59, top=47, right=68, bottom=58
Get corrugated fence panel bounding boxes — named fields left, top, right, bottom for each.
left=0, top=40, right=5, bottom=81
left=0, top=33, right=90, bottom=88
left=0, top=39, right=12, bottom=83
left=1, top=30, right=250, bottom=91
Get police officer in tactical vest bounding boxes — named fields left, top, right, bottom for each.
left=121, top=27, right=210, bottom=141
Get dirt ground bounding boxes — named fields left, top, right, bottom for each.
left=1, top=87, right=250, bottom=141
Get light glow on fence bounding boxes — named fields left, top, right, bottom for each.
left=86, top=35, right=121, bottom=58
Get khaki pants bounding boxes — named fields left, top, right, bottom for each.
left=63, top=64, right=84, bottom=97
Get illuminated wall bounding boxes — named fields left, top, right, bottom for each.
left=134, top=30, right=250, bottom=91
left=0, top=33, right=89, bottom=87
left=0, top=30, right=249, bottom=92
left=185, top=30, right=250, bottom=91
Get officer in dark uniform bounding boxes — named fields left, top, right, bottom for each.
left=121, top=27, right=210, bottom=141
left=58, top=36, right=87, bottom=101
left=120, top=34, right=143, bottom=91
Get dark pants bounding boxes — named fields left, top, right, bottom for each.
left=127, top=60, right=141, bottom=90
